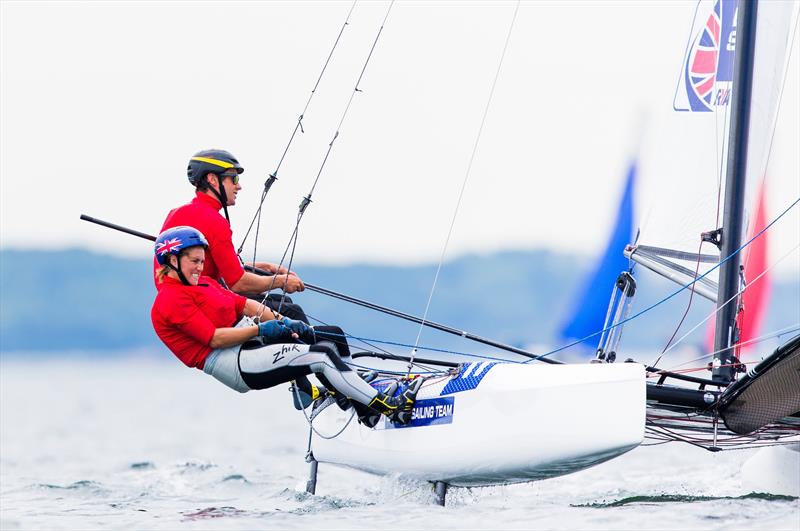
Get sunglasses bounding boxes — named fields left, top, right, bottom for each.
left=220, top=172, right=240, bottom=185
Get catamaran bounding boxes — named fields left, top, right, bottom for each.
left=299, top=0, right=800, bottom=505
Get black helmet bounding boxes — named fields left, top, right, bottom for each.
left=187, top=149, right=244, bottom=186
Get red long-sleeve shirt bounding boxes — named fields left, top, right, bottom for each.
left=155, top=192, right=245, bottom=288
left=151, top=276, right=247, bottom=369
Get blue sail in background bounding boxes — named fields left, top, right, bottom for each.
left=558, top=161, right=636, bottom=350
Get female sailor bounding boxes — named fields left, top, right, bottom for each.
left=149, top=225, right=421, bottom=425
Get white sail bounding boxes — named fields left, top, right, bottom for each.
left=742, top=0, right=799, bottom=237
left=634, top=0, right=798, bottom=291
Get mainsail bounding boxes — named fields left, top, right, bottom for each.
left=630, top=0, right=797, bottom=327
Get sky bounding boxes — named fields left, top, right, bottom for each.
left=1, top=0, right=798, bottom=276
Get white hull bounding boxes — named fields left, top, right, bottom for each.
left=311, top=362, right=645, bottom=487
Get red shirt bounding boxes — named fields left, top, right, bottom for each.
left=155, top=192, right=245, bottom=288
left=151, top=275, right=247, bottom=369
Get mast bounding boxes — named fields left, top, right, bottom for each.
left=712, top=0, right=758, bottom=383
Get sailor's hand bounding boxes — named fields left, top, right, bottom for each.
left=258, top=320, right=295, bottom=341
left=256, top=262, right=286, bottom=275
left=281, top=274, right=305, bottom=293
left=281, top=318, right=314, bottom=342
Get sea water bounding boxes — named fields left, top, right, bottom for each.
left=1, top=355, right=798, bottom=530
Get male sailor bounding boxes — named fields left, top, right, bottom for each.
left=156, top=149, right=307, bottom=316
left=150, top=226, right=422, bottom=426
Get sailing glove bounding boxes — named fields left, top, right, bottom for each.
left=258, top=320, right=293, bottom=342
left=281, top=318, right=315, bottom=343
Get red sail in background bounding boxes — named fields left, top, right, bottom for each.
left=706, top=183, right=771, bottom=353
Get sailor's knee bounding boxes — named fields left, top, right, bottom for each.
left=309, top=342, right=349, bottom=371
left=310, top=343, right=337, bottom=358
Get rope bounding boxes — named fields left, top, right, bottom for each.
left=237, top=1, right=358, bottom=261
left=292, top=203, right=796, bottom=370
left=264, top=1, right=395, bottom=312
left=304, top=329, right=524, bottom=365
left=655, top=242, right=800, bottom=365
left=293, top=385, right=357, bottom=440
left=408, top=0, right=521, bottom=374
left=303, top=312, right=449, bottom=374
left=653, top=239, right=707, bottom=366
left=663, top=323, right=800, bottom=373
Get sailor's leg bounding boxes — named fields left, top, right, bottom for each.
left=236, top=341, right=373, bottom=403
left=304, top=343, right=379, bottom=405
left=248, top=293, right=314, bottom=396
left=237, top=341, right=422, bottom=424
left=311, top=326, right=351, bottom=357
left=237, top=343, right=315, bottom=390
left=203, top=347, right=251, bottom=393
left=304, top=342, right=423, bottom=424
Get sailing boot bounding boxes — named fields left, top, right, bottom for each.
left=313, top=374, right=353, bottom=411
left=326, top=389, right=353, bottom=411
left=290, top=379, right=327, bottom=411
left=368, top=377, right=423, bottom=425
left=353, top=382, right=397, bottom=428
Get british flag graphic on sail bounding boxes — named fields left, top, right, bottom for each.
left=674, top=0, right=738, bottom=112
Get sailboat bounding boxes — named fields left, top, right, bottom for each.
left=301, top=0, right=799, bottom=504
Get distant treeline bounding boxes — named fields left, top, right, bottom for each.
left=1, top=248, right=797, bottom=356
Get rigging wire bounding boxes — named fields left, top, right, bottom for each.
left=526, top=195, right=800, bottom=362
left=237, top=0, right=358, bottom=262
left=294, top=386, right=357, bottom=439
left=304, top=311, right=450, bottom=375
left=289, top=205, right=797, bottom=371
left=306, top=329, right=524, bottom=365
left=662, top=323, right=800, bottom=374
left=262, top=1, right=395, bottom=312
left=656, top=241, right=800, bottom=364
left=652, top=238, right=707, bottom=367
left=407, top=0, right=521, bottom=374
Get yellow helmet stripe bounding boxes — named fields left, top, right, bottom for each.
left=191, top=156, right=234, bottom=169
